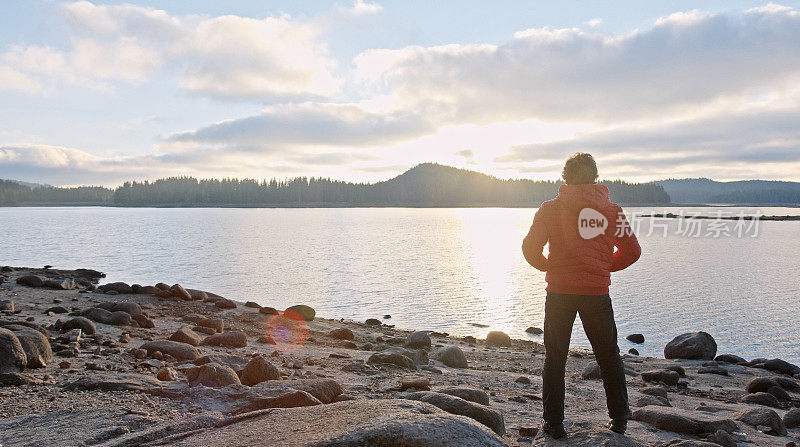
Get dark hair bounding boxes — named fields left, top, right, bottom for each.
left=562, top=152, right=598, bottom=185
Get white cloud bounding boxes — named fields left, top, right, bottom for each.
left=0, top=2, right=340, bottom=100
left=354, top=5, right=800, bottom=125
left=350, top=0, right=383, bottom=16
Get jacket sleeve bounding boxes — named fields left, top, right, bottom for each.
left=611, top=208, right=641, bottom=272
left=522, top=207, right=549, bottom=271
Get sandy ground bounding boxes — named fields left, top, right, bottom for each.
left=1, top=266, right=798, bottom=446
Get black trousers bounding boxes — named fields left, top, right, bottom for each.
left=542, top=292, right=630, bottom=425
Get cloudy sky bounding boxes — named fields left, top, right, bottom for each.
left=1, top=1, right=800, bottom=186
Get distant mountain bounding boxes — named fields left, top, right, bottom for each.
left=5, top=179, right=49, bottom=189
left=654, top=178, right=800, bottom=204
left=0, top=179, right=112, bottom=205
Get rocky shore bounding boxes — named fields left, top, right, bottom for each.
left=1, top=266, right=799, bottom=446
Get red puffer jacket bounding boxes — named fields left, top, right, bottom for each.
left=522, top=184, right=641, bottom=295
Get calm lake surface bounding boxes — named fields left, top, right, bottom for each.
left=1, top=206, right=799, bottom=363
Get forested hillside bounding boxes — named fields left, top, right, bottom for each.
left=0, top=179, right=112, bottom=204
left=112, top=163, right=670, bottom=206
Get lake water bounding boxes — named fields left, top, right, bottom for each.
left=1, top=206, right=798, bottom=364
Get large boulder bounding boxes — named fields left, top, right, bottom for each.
left=201, top=331, right=247, bottom=348
left=10, top=329, right=52, bottom=366
left=80, top=307, right=132, bottom=326
left=98, top=282, right=133, bottom=294
left=196, top=317, right=224, bottom=333
left=734, top=407, right=787, bottom=435
left=170, top=284, right=192, bottom=301
left=745, top=377, right=779, bottom=393
left=43, top=278, right=75, bottom=290
left=405, top=391, right=505, bottom=435
left=141, top=340, right=200, bottom=361
left=96, top=301, right=142, bottom=315
left=169, top=326, right=201, bottom=346
left=16, top=275, right=43, bottom=287
left=285, top=304, right=315, bottom=321
left=433, top=346, right=468, bottom=368
left=187, top=363, right=241, bottom=388
left=0, top=327, right=26, bottom=373
left=485, top=331, right=512, bottom=347
left=256, top=378, right=343, bottom=404
left=146, top=399, right=507, bottom=447
left=404, top=331, right=432, bottom=349
left=63, top=373, right=163, bottom=394
left=763, top=358, right=800, bottom=376
left=61, top=317, right=96, bottom=335
left=436, top=387, right=490, bottom=405
left=632, top=406, right=737, bottom=435
left=367, top=348, right=422, bottom=369
left=739, top=392, right=780, bottom=408
left=664, top=332, right=717, bottom=360
left=783, top=408, right=800, bottom=429
left=239, top=356, right=280, bottom=386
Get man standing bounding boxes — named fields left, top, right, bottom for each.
left=522, top=153, right=641, bottom=438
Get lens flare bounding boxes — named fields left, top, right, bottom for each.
left=264, top=311, right=309, bottom=352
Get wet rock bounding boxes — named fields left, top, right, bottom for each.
left=140, top=340, right=200, bottom=361
left=201, top=331, right=247, bottom=348
left=664, top=332, right=717, bottom=360
left=258, top=306, right=278, bottom=315
left=240, top=356, right=280, bottom=386
left=763, top=358, right=800, bottom=376
left=16, top=275, right=44, bottom=287
left=714, top=354, right=746, bottom=364
left=98, top=282, right=133, bottom=294
left=188, top=362, right=241, bottom=388
left=735, top=407, right=787, bottom=435
left=525, top=326, right=543, bottom=335
left=61, top=317, right=96, bottom=335
left=244, top=301, right=261, bottom=309
left=626, top=333, right=645, bottom=344
left=485, top=331, right=512, bottom=347
left=170, top=326, right=201, bottom=346
left=632, top=405, right=737, bottom=435
left=404, top=331, right=432, bottom=349
left=405, top=391, right=505, bottom=435
left=739, top=392, right=780, bottom=408
left=432, top=345, right=468, bottom=368
left=437, top=387, right=490, bottom=405
left=170, top=284, right=192, bottom=301
left=365, top=318, right=382, bottom=326
left=783, top=408, right=800, bottom=429
left=642, top=369, right=680, bottom=386
left=285, top=304, right=315, bottom=321
left=10, top=328, right=52, bottom=366
left=628, top=348, right=640, bottom=355
left=0, top=327, right=26, bottom=372
left=0, top=300, right=14, bottom=312
left=329, top=328, right=355, bottom=341
left=773, top=376, right=799, bottom=390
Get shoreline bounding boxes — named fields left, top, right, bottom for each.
left=3, top=203, right=800, bottom=209
left=1, top=266, right=799, bottom=446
